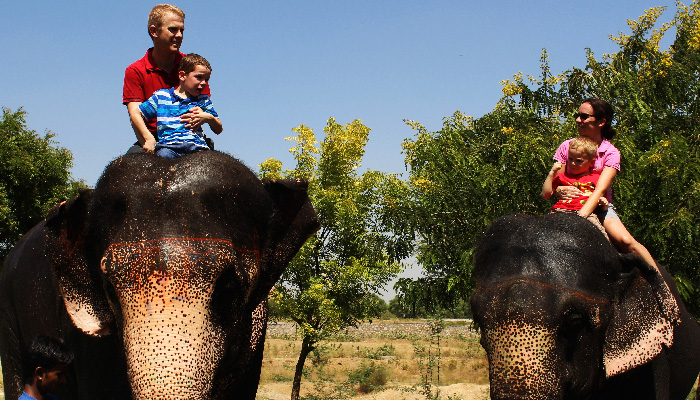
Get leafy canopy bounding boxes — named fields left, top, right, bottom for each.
left=1, top=107, right=85, bottom=260
left=402, top=2, right=700, bottom=315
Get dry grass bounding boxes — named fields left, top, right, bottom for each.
left=257, top=320, right=489, bottom=400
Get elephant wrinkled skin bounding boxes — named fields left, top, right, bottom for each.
left=471, top=213, right=700, bottom=400
left=0, top=151, right=320, bottom=400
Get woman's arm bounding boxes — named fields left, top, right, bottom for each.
left=578, top=166, right=617, bottom=218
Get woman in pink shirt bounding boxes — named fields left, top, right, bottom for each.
left=544, top=98, right=657, bottom=268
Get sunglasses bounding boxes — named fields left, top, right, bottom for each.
left=573, top=112, right=597, bottom=120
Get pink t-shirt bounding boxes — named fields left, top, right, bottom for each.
left=553, top=138, right=620, bottom=203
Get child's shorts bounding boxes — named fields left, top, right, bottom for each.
left=156, top=142, right=209, bottom=159
left=596, top=203, right=621, bottom=221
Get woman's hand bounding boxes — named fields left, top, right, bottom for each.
left=555, top=185, right=582, bottom=201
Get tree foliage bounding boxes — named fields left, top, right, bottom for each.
left=402, top=3, right=700, bottom=315
left=259, top=118, right=413, bottom=400
left=0, top=108, right=84, bottom=260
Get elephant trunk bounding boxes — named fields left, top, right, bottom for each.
left=483, top=320, right=562, bottom=400
left=100, top=239, right=252, bottom=400
left=121, top=274, right=226, bottom=400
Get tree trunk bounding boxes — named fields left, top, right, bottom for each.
left=290, top=336, right=314, bottom=400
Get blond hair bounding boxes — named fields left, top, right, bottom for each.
left=147, top=4, right=185, bottom=38
left=179, top=54, right=212, bottom=75
left=569, top=136, right=598, bottom=161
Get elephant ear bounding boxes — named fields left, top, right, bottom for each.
left=259, top=179, right=320, bottom=289
left=45, top=189, right=114, bottom=336
left=603, top=254, right=680, bottom=377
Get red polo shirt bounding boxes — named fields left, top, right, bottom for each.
left=123, top=48, right=210, bottom=133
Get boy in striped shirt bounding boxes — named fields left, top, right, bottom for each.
left=135, top=53, right=223, bottom=158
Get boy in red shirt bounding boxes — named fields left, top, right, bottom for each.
left=542, top=136, right=609, bottom=238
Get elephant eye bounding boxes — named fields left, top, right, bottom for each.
left=560, top=310, right=588, bottom=362
left=560, top=311, right=586, bottom=347
left=211, top=267, right=245, bottom=322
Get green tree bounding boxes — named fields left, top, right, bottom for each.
left=0, top=107, right=85, bottom=260
left=401, top=103, right=559, bottom=307
left=259, top=118, right=413, bottom=400
left=402, top=2, right=700, bottom=315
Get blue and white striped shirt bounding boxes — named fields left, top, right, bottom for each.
left=139, top=88, right=218, bottom=149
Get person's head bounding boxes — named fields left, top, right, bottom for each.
left=575, top=98, right=616, bottom=140
left=148, top=4, right=185, bottom=53
left=23, top=336, right=73, bottom=394
left=566, top=136, right=598, bottom=176
left=178, top=53, right=212, bottom=98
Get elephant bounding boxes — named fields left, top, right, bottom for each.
left=470, top=213, right=700, bottom=400
left=0, top=151, right=320, bottom=400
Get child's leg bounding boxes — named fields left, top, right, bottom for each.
left=156, top=147, right=180, bottom=159
left=603, top=216, right=658, bottom=268
left=585, top=214, right=608, bottom=241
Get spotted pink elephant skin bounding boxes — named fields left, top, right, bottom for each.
left=0, top=151, right=320, bottom=400
left=471, top=213, right=700, bottom=400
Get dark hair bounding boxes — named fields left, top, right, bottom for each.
left=23, top=336, right=74, bottom=383
left=582, top=97, right=616, bottom=139
left=179, top=53, right=212, bottom=75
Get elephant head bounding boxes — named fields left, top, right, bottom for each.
left=470, top=213, right=681, bottom=400
left=43, top=152, right=319, bottom=400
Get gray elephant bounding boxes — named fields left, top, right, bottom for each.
left=0, top=151, right=320, bottom=400
left=471, top=213, right=700, bottom=400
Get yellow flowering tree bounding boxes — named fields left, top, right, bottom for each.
left=260, top=118, right=412, bottom=400
left=402, top=1, right=700, bottom=315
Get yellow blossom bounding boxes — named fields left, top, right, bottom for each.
left=648, top=153, right=663, bottom=164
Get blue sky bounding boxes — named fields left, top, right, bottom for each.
left=1, top=0, right=679, bottom=299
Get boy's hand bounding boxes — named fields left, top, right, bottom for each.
left=181, top=107, right=205, bottom=129
left=550, top=162, right=564, bottom=175
left=142, top=138, right=156, bottom=154
left=597, top=197, right=609, bottom=210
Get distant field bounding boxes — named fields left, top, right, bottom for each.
left=257, top=319, right=489, bottom=400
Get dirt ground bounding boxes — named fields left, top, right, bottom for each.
left=256, top=382, right=489, bottom=400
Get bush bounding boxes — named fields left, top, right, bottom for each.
left=359, top=343, right=395, bottom=359
left=347, top=361, right=389, bottom=394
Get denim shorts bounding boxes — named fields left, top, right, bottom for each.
left=596, top=203, right=621, bottom=222
left=156, top=142, right=208, bottom=159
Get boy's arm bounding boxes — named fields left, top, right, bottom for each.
left=542, top=162, right=563, bottom=199
left=205, top=114, right=223, bottom=134
left=182, top=107, right=223, bottom=134
left=127, top=102, right=156, bottom=152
